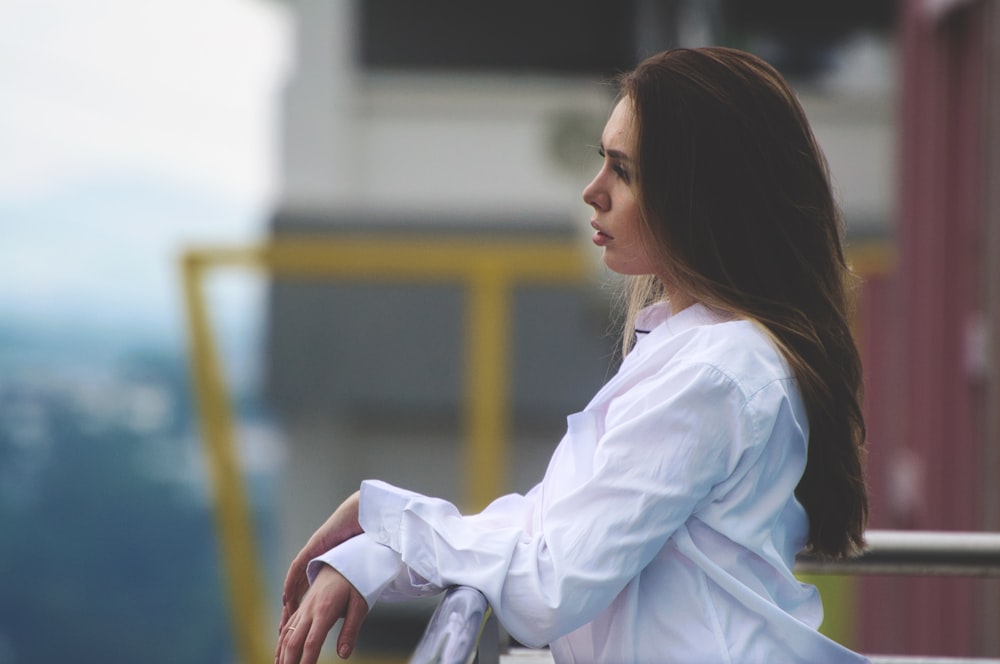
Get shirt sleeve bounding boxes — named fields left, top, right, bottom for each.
left=359, top=361, right=760, bottom=647
left=308, top=534, right=445, bottom=608
left=309, top=484, right=544, bottom=609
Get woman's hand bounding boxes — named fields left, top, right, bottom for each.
left=279, top=491, right=363, bottom=631
left=274, top=565, right=369, bottom=663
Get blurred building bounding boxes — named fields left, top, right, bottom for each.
left=856, top=0, right=1000, bottom=658
left=257, top=0, right=998, bottom=658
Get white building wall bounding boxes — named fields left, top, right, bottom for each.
left=354, top=76, right=610, bottom=221
left=279, top=0, right=359, bottom=210
left=278, top=0, right=896, bottom=235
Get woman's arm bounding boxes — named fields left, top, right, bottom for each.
left=309, top=486, right=543, bottom=607
left=275, top=482, right=543, bottom=661
left=362, top=362, right=757, bottom=646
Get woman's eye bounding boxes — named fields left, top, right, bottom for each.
left=597, top=146, right=630, bottom=183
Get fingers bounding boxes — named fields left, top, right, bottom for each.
left=275, top=614, right=309, bottom=664
left=281, top=548, right=318, bottom=627
left=276, top=612, right=333, bottom=664
left=299, top=611, right=336, bottom=664
left=280, top=558, right=309, bottom=623
left=335, top=591, right=368, bottom=660
left=278, top=605, right=289, bottom=634
left=275, top=567, right=368, bottom=664
left=278, top=602, right=295, bottom=634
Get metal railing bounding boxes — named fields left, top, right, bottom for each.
left=409, top=587, right=497, bottom=664
left=796, top=530, right=1000, bottom=578
left=410, top=529, right=1000, bottom=664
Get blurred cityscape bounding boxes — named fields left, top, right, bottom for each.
left=1, top=1, right=287, bottom=662
left=2, top=0, right=999, bottom=663
left=0, top=312, right=280, bottom=663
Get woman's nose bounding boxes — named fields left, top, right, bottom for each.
left=582, top=177, right=608, bottom=211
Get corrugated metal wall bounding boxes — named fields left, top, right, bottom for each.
left=858, top=0, right=998, bottom=656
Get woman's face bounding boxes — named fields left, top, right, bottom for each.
left=582, top=98, right=659, bottom=277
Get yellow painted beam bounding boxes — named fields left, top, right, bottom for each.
left=181, top=255, right=270, bottom=664
left=185, top=235, right=589, bottom=283
left=181, top=235, right=589, bottom=663
left=465, top=266, right=512, bottom=510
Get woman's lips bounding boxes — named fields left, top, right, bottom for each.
left=591, top=221, right=612, bottom=246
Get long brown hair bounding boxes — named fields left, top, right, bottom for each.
left=618, top=47, right=867, bottom=557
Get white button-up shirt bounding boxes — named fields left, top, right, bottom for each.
left=311, top=302, right=869, bottom=663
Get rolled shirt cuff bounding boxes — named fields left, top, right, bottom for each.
left=307, top=533, right=405, bottom=610
left=358, top=479, right=423, bottom=551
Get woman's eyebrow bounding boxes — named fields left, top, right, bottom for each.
left=600, top=143, right=632, bottom=162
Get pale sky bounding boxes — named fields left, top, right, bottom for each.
left=0, top=0, right=291, bottom=337
left=0, top=0, right=290, bottom=204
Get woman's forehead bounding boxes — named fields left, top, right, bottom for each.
left=602, top=98, right=635, bottom=151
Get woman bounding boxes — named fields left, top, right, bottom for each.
left=275, top=47, right=869, bottom=664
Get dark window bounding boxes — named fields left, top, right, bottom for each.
left=723, top=0, right=898, bottom=79
left=360, top=0, right=638, bottom=76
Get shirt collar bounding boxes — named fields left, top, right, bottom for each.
left=634, top=301, right=731, bottom=343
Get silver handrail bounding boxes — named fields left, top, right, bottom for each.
left=410, top=586, right=495, bottom=664
left=796, top=530, right=1000, bottom=577
left=409, top=530, right=1000, bottom=663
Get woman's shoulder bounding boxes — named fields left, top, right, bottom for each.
left=643, top=306, right=795, bottom=398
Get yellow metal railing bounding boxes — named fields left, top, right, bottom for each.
left=180, top=235, right=590, bottom=664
